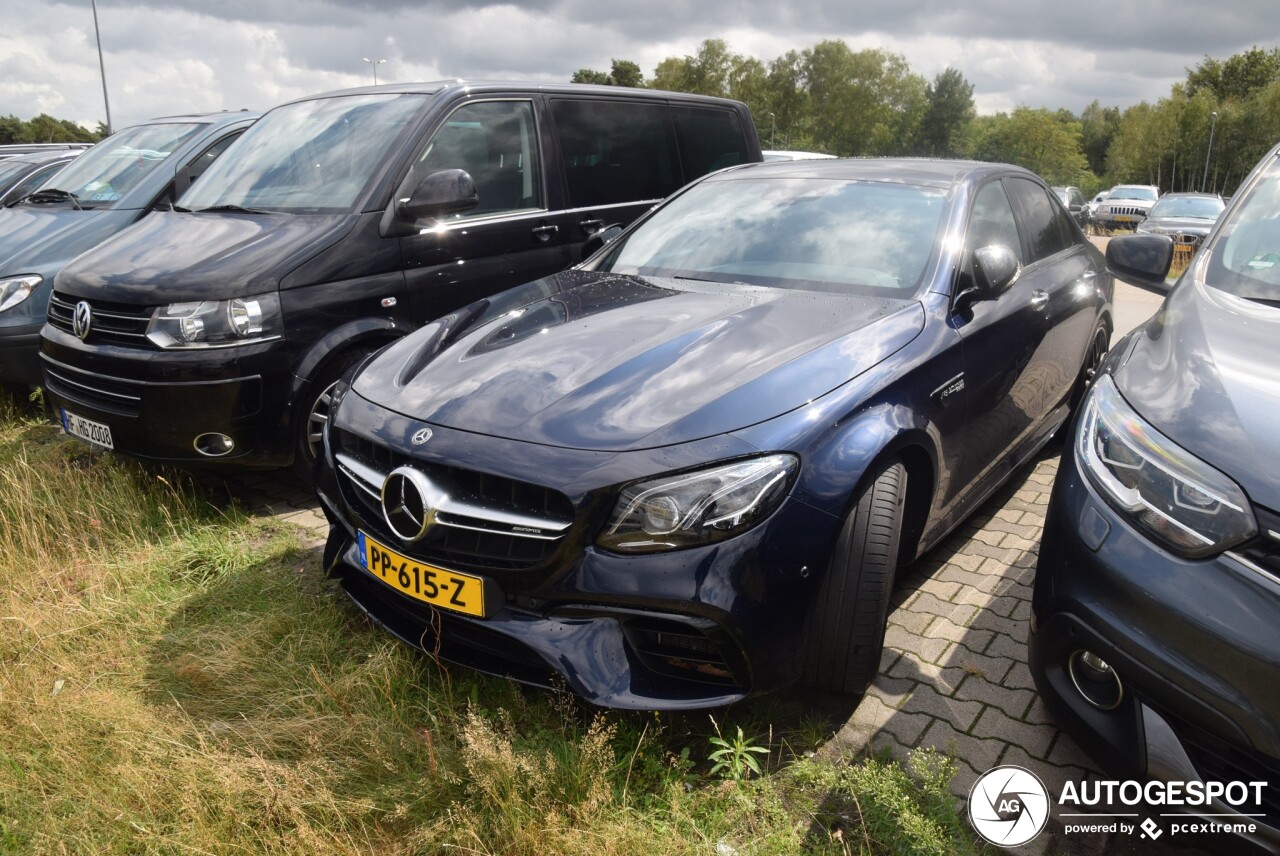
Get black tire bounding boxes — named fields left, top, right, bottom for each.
left=292, top=348, right=374, bottom=484
left=1069, top=321, right=1111, bottom=413
left=801, top=458, right=907, bottom=696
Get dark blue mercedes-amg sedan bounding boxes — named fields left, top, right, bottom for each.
left=314, top=158, right=1113, bottom=709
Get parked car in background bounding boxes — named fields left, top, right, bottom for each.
left=1086, top=190, right=1110, bottom=222
left=316, top=158, right=1113, bottom=710
left=1052, top=185, right=1088, bottom=227
left=763, top=150, right=837, bottom=161
left=1135, top=191, right=1225, bottom=256
left=0, top=111, right=256, bottom=396
left=1030, top=142, right=1280, bottom=851
left=1092, top=184, right=1160, bottom=230
left=0, top=143, right=91, bottom=159
left=41, top=82, right=761, bottom=479
left=0, top=148, right=81, bottom=206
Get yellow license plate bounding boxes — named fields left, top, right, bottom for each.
left=1115, top=215, right=1136, bottom=223
left=358, top=532, right=486, bottom=617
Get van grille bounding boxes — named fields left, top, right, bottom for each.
left=333, top=429, right=574, bottom=572
left=48, top=291, right=152, bottom=347
left=40, top=353, right=142, bottom=416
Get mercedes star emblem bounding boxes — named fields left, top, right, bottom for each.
left=72, top=300, right=93, bottom=341
left=380, top=466, right=446, bottom=543
left=411, top=427, right=433, bottom=445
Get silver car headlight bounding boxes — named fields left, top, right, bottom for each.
left=1077, top=375, right=1256, bottom=558
left=146, top=292, right=282, bottom=348
left=0, top=274, right=41, bottom=313
left=598, top=454, right=799, bottom=554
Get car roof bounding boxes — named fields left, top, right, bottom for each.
left=285, top=80, right=748, bottom=110
left=2, top=149, right=82, bottom=167
left=120, top=109, right=260, bottom=130
left=706, top=157, right=1034, bottom=188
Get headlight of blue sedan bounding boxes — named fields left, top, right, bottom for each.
left=598, top=454, right=799, bottom=553
left=1077, top=375, right=1256, bottom=557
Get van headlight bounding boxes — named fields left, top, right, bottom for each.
left=598, top=454, right=798, bottom=554
left=1077, top=375, right=1256, bottom=557
left=146, top=293, right=282, bottom=348
left=0, top=275, right=41, bottom=313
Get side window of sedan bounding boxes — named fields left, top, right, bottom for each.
left=967, top=180, right=1023, bottom=265
left=1007, top=177, right=1074, bottom=262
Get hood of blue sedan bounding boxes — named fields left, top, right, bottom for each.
left=354, top=270, right=925, bottom=452
left=1116, top=279, right=1280, bottom=511
left=0, top=206, right=126, bottom=273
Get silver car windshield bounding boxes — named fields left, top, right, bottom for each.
left=32, top=123, right=202, bottom=207
left=1207, top=155, right=1280, bottom=302
left=600, top=177, right=947, bottom=296
left=1149, top=196, right=1223, bottom=219
left=180, top=94, right=428, bottom=214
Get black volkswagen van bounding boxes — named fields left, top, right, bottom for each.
left=40, top=81, right=760, bottom=478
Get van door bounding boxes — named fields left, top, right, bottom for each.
left=398, top=99, right=570, bottom=325
left=547, top=98, right=683, bottom=263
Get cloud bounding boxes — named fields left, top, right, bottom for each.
left=1, top=0, right=1272, bottom=129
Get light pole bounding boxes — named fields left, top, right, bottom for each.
left=362, top=57, right=386, bottom=85
left=1202, top=110, right=1218, bottom=193
left=768, top=112, right=775, bottom=150
left=90, top=0, right=112, bottom=134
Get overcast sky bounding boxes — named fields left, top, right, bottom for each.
left=2, top=0, right=1277, bottom=131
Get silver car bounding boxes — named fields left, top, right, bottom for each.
left=1093, top=184, right=1160, bottom=230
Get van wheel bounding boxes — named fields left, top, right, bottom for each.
left=801, top=459, right=907, bottom=696
left=1069, top=322, right=1111, bottom=412
left=293, top=348, right=373, bottom=484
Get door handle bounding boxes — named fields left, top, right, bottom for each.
left=579, top=219, right=605, bottom=235
left=1031, top=290, right=1050, bottom=310
left=532, top=224, right=559, bottom=242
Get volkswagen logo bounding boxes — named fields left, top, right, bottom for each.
left=72, top=301, right=93, bottom=341
left=380, top=466, right=448, bottom=543
left=411, top=427, right=433, bottom=446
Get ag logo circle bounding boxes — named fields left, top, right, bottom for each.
left=968, top=765, right=1050, bottom=847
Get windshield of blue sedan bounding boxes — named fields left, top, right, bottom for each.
left=27, top=123, right=201, bottom=207
left=599, top=177, right=947, bottom=294
left=179, top=94, right=428, bottom=213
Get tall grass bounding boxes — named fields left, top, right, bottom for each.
left=0, top=404, right=988, bottom=855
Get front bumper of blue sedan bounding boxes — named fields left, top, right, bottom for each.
left=316, top=390, right=844, bottom=710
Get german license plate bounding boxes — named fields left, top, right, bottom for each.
left=357, top=531, right=486, bottom=617
left=61, top=408, right=114, bottom=450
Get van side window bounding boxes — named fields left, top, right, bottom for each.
left=550, top=99, right=680, bottom=208
left=671, top=106, right=748, bottom=178
left=412, top=100, right=542, bottom=218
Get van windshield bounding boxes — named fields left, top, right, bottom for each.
left=26, top=122, right=202, bottom=208
left=180, top=94, right=428, bottom=214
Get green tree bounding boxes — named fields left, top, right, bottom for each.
left=917, top=67, right=975, bottom=157
left=800, top=41, right=926, bottom=156
left=972, top=107, right=1089, bottom=184
left=1187, top=47, right=1280, bottom=102
left=651, top=39, right=735, bottom=97
left=570, top=59, right=645, bottom=87
left=1079, top=100, right=1120, bottom=177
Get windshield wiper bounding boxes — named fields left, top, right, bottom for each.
left=19, top=188, right=83, bottom=209
left=195, top=204, right=274, bottom=214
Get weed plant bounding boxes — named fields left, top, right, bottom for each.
left=0, top=402, right=987, bottom=855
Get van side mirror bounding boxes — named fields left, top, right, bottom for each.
left=972, top=244, right=1020, bottom=299
left=580, top=224, right=623, bottom=258
left=1106, top=234, right=1173, bottom=287
left=399, top=169, right=478, bottom=221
